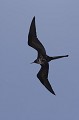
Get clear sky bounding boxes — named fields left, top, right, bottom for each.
left=0, top=0, right=79, bottom=120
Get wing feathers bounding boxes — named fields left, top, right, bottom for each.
left=37, top=63, right=55, bottom=95
left=28, top=16, right=46, bottom=56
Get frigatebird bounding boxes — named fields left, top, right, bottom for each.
left=28, top=16, right=68, bottom=95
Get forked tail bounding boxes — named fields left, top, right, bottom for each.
left=47, top=55, right=69, bottom=62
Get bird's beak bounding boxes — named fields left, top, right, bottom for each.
left=30, top=61, right=34, bottom=64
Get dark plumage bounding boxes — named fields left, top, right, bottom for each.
left=37, top=63, right=55, bottom=95
left=28, top=16, right=68, bottom=95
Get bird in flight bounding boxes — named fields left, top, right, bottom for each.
left=28, top=16, right=68, bottom=95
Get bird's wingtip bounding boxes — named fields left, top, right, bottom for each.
left=54, top=93, right=56, bottom=96
left=52, top=91, right=56, bottom=96
left=33, top=16, right=35, bottom=19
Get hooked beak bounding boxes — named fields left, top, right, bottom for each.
left=30, top=60, right=37, bottom=64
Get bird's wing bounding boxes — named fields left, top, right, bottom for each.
left=28, top=16, right=46, bottom=56
left=37, top=63, right=55, bottom=95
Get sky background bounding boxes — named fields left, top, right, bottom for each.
left=0, top=0, right=79, bottom=120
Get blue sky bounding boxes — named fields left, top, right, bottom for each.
left=0, top=0, right=79, bottom=120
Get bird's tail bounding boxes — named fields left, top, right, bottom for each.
left=47, top=55, right=69, bottom=62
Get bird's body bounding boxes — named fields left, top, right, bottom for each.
left=28, top=16, right=68, bottom=95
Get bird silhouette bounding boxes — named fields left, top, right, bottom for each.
left=28, top=16, right=68, bottom=95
